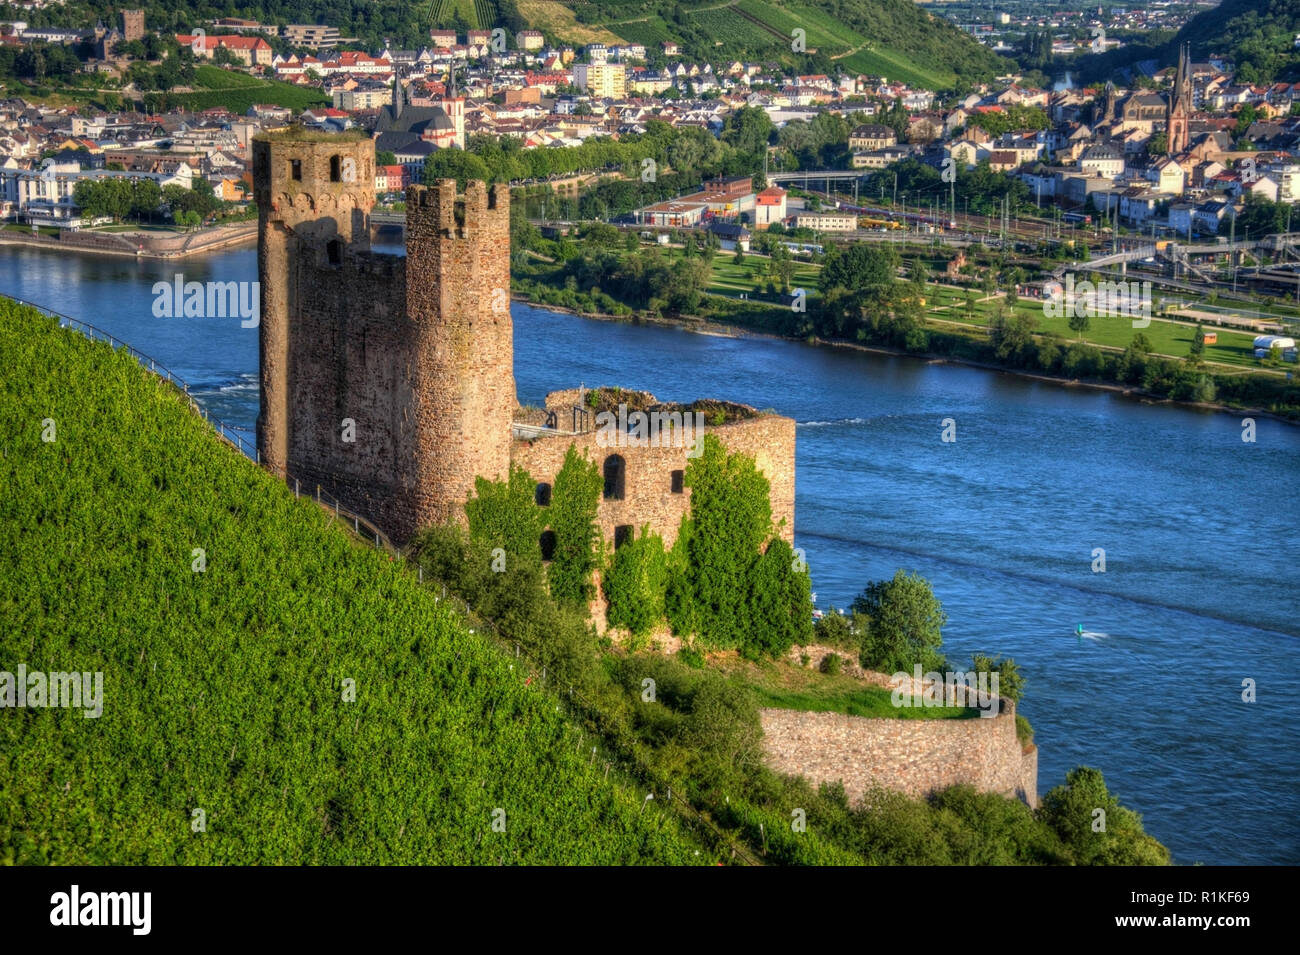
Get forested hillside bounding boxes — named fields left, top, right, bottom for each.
left=1176, top=0, right=1300, bottom=83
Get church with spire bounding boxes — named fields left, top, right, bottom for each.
left=1166, top=42, right=1193, bottom=157
left=374, top=66, right=465, bottom=155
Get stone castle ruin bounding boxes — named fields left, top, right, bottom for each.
left=252, top=130, right=795, bottom=555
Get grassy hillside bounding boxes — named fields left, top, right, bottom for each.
left=166, top=65, right=329, bottom=113
left=569, top=0, right=1010, bottom=86
left=11, top=64, right=329, bottom=114
left=0, top=299, right=707, bottom=865
left=518, top=0, right=625, bottom=43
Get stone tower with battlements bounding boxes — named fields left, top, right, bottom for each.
left=404, top=178, right=514, bottom=532
left=253, top=130, right=515, bottom=544
left=121, top=9, right=145, bottom=43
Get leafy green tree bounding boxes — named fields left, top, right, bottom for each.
left=970, top=654, right=1025, bottom=703
left=745, top=537, right=813, bottom=659
left=547, top=446, right=602, bottom=609
left=676, top=435, right=772, bottom=649
left=929, top=786, right=1070, bottom=864
left=1236, top=193, right=1288, bottom=238
left=1038, top=767, right=1170, bottom=865
left=422, top=149, right=494, bottom=188
left=813, top=609, right=867, bottom=650
left=73, top=179, right=107, bottom=220
left=988, top=311, right=1037, bottom=365
left=1068, top=309, right=1090, bottom=341
left=820, top=242, right=899, bottom=296
left=851, top=570, right=947, bottom=673
left=465, top=465, right=544, bottom=576
left=604, top=526, right=668, bottom=637
left=130, top=178, right=161, bottom=222
left=720, top=106, right=774, bottom=166
left=211, top=45, right=239, bottom=67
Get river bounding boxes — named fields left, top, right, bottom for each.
left=2, top=241, right=1296, bottom=866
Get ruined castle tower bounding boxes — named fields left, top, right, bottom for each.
left=253, top=130, right=515, bottom=544
left=253, top=132, right=376, bottom=489
left=404, top=179, right=514, bottom=532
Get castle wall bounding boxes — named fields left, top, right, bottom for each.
left=759, top=702, right=1038, bottom=808
left=509, top=411, right=795, bottom=551
left=281, top=252, right=415, bottom=536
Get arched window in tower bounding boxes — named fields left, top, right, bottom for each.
left=326, top=239, right=342, bottom=266
left=539, top=530, right=557, bottom=561
left=329, top=155, right=342, bottom=182
left=603, top=455, right=625, bottom=500
left=535, top=482, right=552, bottom=507
left=290, top=159, right=302, bottom=181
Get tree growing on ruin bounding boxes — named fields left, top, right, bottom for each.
left=547, top=446, right=603, bottom=610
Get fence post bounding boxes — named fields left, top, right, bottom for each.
left=295, top=479, right=299, bottom=498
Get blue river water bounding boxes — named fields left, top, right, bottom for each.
left=2, top=241, right=1297, bottom=865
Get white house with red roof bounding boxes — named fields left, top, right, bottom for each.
left=176, top=34, right=272, bottom=67
left=753, top=186, right=787, bottom=230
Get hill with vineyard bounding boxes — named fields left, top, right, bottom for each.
left=446, top=0, right=1009, bottom=87
left=0, top=298, right=708, bottom=865
left=63, top=0, right=1007, bottom=89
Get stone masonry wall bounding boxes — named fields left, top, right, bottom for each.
left=280, top=251, right=414, bottom=538
left=404, top=180, right=515, bottom=539
left=510, top=392, right=795, bottom=551
left=760, top=702, right=1038, bottom=808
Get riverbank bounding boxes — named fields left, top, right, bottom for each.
left=0, top=221, right=257, bottom=260
left=513, top=292, right=1300, bottom=425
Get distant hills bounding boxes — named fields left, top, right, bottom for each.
left=1076, top=0, right=1300, bottom=86
left=452, top=0, right=1012, bottom=87
left=1175, top=0, right=1300, bottom=83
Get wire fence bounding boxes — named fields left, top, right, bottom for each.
left=12, top=293, right=763, bottom=865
